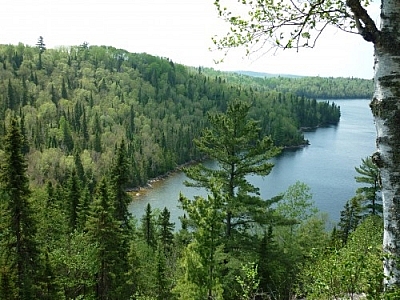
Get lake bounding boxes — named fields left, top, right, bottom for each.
left=129, top=99, right=376, bottom=226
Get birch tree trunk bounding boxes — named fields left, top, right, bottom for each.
left=370, top=0, right=400, bottom=288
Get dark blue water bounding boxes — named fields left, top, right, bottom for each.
left=129, top=99, right=376, bottom=225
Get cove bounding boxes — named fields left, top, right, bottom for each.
left=129, top=99, right=376, bottom=225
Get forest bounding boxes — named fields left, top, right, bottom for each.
left=0, top=42, right=384, bottom=300
left=202, top=69, right=374, bottom=100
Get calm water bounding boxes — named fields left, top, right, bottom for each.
left=129, top=99, right=376, bottom=225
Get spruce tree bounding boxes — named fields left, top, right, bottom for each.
left=19, top=113, right=30, bottom=155
left=157, top=207, right=175, bottom=253
left=337, top=196, right=363, bottom=245
left=85, top=178, right=126, bottom=299
left=141, top=203, right=157, bottom=248
left=110, top=139, right=131, bottom=228
left=0, top=117, right=40, bottom=299
left=65, top=169, right=81, bottom=232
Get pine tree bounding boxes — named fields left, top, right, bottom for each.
left=0, top=117, right=40, bottom=299
left=355, top=156, right=382, bottom=215
left=184, top=100, right=281, bottom=241
left=36, top=36, right=46, bottom=70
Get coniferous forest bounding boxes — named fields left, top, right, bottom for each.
left=0, top=42, right=384, bottom=300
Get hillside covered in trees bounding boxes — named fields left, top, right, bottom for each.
left=204, top=69, right=373, bottom=99
left=0, top=42, right=383, bottom=300
left=0, top=42, right=343, bottom=188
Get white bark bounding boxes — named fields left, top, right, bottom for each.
left=372, top=0, right=400, bottom=288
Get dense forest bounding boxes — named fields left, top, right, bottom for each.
left=203, top=69, right=374, bottom=99
left=0, top=41, right=384, bottom=300
left=0, top=42, right=342, bottom=188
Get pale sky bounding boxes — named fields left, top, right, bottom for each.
left=1, top=0, right=378, bottom=78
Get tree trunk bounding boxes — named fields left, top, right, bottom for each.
left=370, top=0, right=400, bottom=288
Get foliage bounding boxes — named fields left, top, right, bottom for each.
left=212, top=0, right=374, bottom=57
left=299, top=215, right=384, bottom=299
left=184, top=100, right=282, bottom=242
left=202, top=68, right=373, bottom=99
left=336, top=195, right=364, bottom=245
left=336, top=157, right=381, bottom=245
left=0, top=42, right=375, bottom=299
left=0, top=117, right=41, bottom=299
left=270, top=181, right=330, bottom=299
left=85, top=177, right=129, bottom=299
left=236, top=262, right=262, bottom=300
left=355, top=156, right=382, bottom=216
left=177, top=182, right=226, bottom=299
left=0, top=43, right=340, bottom=191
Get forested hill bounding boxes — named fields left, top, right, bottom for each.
left=202, top=68, right=374, bottom=99
left=0, top=43, right=339, bottom=188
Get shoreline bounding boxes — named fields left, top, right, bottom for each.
left=126, top=122, right=337, bottom=197
left=126, top=159, right=202, bottom=197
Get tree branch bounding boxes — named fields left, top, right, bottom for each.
left=346, top=0, right=380, bottom=43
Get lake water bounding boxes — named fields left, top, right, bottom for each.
left=129, top=99, right=376, bottom=226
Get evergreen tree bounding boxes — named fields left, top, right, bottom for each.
left=65, top=169, right=81, bottom=232
left=19, top=113, right=30, bottom=155
left=73, top=151, right=86, bottom=185
left=92, top=113, right=102, bottom=153
left=6, top=79, right=16, bottom=110
left=355, top=156, right=382, bottom=215
left=36, top=36, right=46, bottom=70
left=184, top=100, right=281, bottom=242
left=176, top=182, right=226, bottom=300
left=157, top=207, right=175, bottom=253
left=61, top=78, right=68, bottom=99
left=85, top=178, right=126, bottom=299
left=110, top=139, right=131, bottom=227
left=141, top=203, right=156, bottom=248
left=257, top=226, right=282, bottom=296
left=76, top=185, right=92, bottom=231
left=155, top=245, right=172, bottom=300
left=337, top=196, right=363, bottom=245
left=59, top=116, right=74, bottom=154
left=0, top=117, right=40, bottom=299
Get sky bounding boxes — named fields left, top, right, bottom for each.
left=1, top=0, right=379, bottom=78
